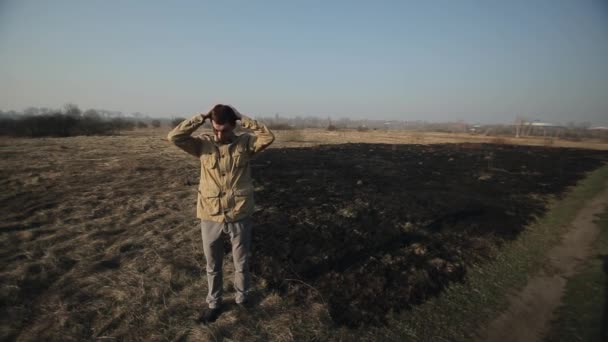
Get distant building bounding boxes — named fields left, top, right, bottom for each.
left=469, top=124, right=482, bottom=133
left=514, top=121, right=564, bottom=137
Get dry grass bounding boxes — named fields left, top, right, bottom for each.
left=0, top=130, right=337, bottom=341
left=0, top=133, right=212, bottom=340
left=267, top=128, right=608, bottom=150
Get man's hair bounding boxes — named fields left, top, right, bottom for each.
left=209, top=104, right=237, bottom=126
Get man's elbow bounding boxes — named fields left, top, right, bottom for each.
left=261, top=132, right=275, bottom=149
left=167, top=130, right=180, bottom=144
left=250, top=135, right=274, bottom=153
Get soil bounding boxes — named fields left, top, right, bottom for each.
left=1, top=136, right=607, bottom=339
left=248, top=143, right=608, bottom=326
left=477, top=184, right=608, bottom=342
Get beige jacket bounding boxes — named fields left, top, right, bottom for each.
left=167, top=114, right=275, bottom=222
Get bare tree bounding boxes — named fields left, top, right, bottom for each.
left=64, top=103, right=81, bottom=118
left=83, top=109, right=101, bottom=119
left=23, top=107, right=40, bottom=116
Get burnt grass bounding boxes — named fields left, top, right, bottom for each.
left=247, top=143, right=608, bottom=326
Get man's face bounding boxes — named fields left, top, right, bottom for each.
left=212, top=121, right=235, bottom=143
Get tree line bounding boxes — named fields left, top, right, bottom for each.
left=2, top=105, right=604, bottom=142
left=0, top=104, right=165, bottom=137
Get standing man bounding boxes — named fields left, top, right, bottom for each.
left=167, top=104, right=274, bottom=323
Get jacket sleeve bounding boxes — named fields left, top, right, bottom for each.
left=240, top=114, right=275, bottom=154
left=167, top=114, right=208, bottom=157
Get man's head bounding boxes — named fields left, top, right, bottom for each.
left=209, top=104, right=238, bottom=143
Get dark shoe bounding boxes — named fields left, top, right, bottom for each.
left=200, top=307, right=222, bottom=324
left=236, top=300, right=253, bottom=310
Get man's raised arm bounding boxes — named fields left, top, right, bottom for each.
left=240, top=114, right=275, bottom=154
left=167, top=113, right=209, bottom=157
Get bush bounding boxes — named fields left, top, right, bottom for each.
left=327, top=125, right=337, bottom=131
left=137, top=121, right=148, bottom=129
left=357, top=125, right=369, bottom=132
left=151, top=120, right=161, bottom=128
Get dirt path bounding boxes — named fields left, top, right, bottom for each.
left=477, top=184, right=608, bottom=342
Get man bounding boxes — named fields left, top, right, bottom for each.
left=167, top=104, right=274, bottom=323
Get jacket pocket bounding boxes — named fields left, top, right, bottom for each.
left=202, top=152, right=218, bottom=169
left=199, top=188, right=221, bottom=215
left=233, top=187, right=254, bottom=213
left=232, top=145, right=250, bottom=168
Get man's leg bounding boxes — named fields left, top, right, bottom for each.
left=227, top=218, right=252, bottom=304
left=201, top=220, right=224, bottom=309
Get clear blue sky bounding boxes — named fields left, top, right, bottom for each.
left=1, top=0, right=606, bottom=124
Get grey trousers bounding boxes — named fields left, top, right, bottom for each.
left=200, top=219, right=252, bottom=308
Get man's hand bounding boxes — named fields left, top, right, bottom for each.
left=229, top=105, right=243, bottom=121
left=201, top=109, right=213, bottom=123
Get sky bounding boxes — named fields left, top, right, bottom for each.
left=0, top=0, right=607, bottom=124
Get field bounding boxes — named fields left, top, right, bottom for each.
left=1, top=128, right=607, bottom=340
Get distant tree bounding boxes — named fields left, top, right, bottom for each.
left=110, top=117, right=135, bottom=133
left=23, top=107, right=40, bottom=116
left=64, top=103, right=81, bottom=118
left=337, top=117, right=351, bottom=128
left=98, top=110, right=113, bottom=118
left=83, top=109, right=101, bottom=120
left=39, top=107, right=53, bottom=114
left=0, top=103, right=153, bottom=137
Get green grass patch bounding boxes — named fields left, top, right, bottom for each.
left=544, top=210, right=608, bottom=342
left=351, top=164, right=608, bottom=341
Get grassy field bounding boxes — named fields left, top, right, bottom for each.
left=1, top=127, right=607, bottom=341
left=544, top=210, right=608, bottom=342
